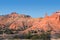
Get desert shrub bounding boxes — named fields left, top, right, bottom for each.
left=4, top=28, right=14, bottom=34
left=24, top=32, right=32, bottom=39
left=23, top=30, right=51, bottom=40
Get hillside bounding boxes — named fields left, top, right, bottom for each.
left=0, top=11, right=60, bottom=36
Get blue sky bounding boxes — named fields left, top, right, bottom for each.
left=0, top=0, right=60, bottom=18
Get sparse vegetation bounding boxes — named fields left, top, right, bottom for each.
left=23, top=30, right=51, bottom=40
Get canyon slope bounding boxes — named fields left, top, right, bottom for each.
left=0, top=11, right=60, bottom=34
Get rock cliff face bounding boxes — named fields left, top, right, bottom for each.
left=0, top=11, right=60, bottom=34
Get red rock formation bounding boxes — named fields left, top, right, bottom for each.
left=23, top=11, right=60, bottom=34
left=0, top=11, right=60, bottom=35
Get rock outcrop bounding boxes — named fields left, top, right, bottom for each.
left=0, top=11, right=60, bottom=35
